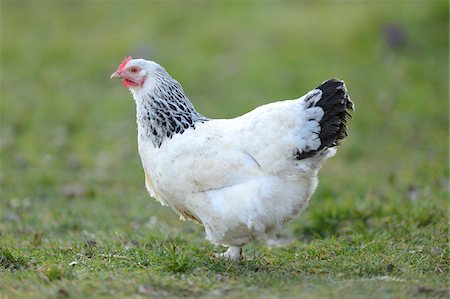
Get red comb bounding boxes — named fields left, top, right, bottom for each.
left=118, top=56, right=132, bottom=71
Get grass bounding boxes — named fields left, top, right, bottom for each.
left=1, top=1, right=449, bottom=298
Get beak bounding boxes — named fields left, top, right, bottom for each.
left=110, top=70, right=122, bottom=79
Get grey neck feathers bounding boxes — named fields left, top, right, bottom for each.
left=135, top=68, right=208, bottom=147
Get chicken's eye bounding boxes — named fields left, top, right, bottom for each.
left=129, top=67, right=138, bottom=73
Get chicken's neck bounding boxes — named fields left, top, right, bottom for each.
left=134, top=80, right=208, bottom=148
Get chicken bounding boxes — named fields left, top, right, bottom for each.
left=111, top=56, right=354, bottom=261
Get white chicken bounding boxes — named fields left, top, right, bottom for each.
left=111, top=56, right=354, bottom=261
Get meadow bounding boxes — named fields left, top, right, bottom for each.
left=1, top=1, right=448, bottom=298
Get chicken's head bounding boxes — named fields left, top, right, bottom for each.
left=111, top=56, right=153, bottom=89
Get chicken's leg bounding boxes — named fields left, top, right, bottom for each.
left=216, top=246, right=242, bottom=261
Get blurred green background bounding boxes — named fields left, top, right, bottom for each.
left=1, top=1, right=448, bottom=298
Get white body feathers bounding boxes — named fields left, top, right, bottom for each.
left=136, top=88, right=334, bottom=246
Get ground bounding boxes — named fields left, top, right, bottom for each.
left=1, top=1, right=449, bottom=298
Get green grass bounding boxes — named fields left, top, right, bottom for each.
left=1, top=1, right=449, bottom=298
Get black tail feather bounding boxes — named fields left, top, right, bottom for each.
left=315, top=78, right=354, bottom=150
left=295, top=79, right=354, bottom=160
